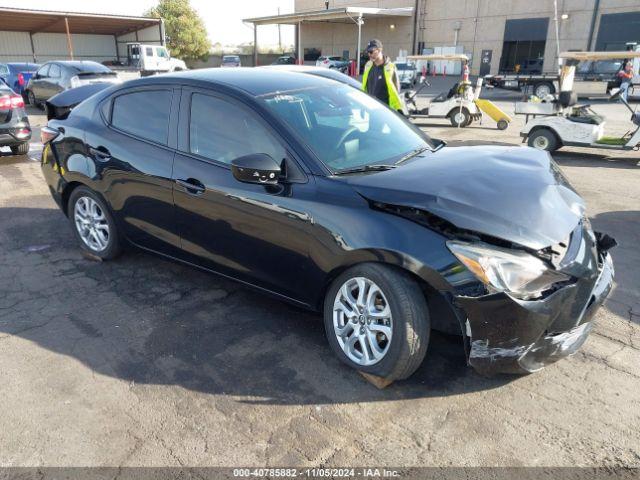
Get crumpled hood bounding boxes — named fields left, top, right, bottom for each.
left=346, top=146, right=584, bottom=250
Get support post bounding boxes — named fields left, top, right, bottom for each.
left=159, top=19, right=166, bottom=46
left=64, top=17, right=74, bottom=60
left=254, top=24, right=258, bottom=67
left=297, top=21, right=302, bottom=65
left=114, top=35, right=120, bottom=63
left=356, top=14, right=363, bottom=75
left=29, top=32, right=37, bottom=63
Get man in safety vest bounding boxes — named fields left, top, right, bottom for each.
left=361, top=39, right=404, bottom=113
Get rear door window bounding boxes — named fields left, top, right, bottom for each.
left=49, top=64, right=61, bottom=78
left=111, top=89, right=172, bottom=145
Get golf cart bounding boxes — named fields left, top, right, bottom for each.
left=405, top=54, right=511, bottom=129
left=519, top=50, right=640, bottom=152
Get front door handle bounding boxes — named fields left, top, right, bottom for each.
left=176, top=178, right=206, bottom=195
left=88, top=146, right=111, bottom=161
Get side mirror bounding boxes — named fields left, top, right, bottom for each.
left=231, top=153, right=281, bottom=185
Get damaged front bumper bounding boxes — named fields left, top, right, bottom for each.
left=454, top=251, right=614, bottom=375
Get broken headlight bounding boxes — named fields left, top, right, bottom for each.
left=447, top=241, right=570, bottom=300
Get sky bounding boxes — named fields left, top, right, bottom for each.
left=2, top=0, right=296, bottom=46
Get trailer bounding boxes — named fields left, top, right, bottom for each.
left=486, top=46, right=640, bottom=99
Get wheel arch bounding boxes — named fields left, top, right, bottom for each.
left=527, top=125, right=562, bottom=147
left=318, top=255, right=463, bottom=337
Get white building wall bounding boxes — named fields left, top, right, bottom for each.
left=0, top=31, right=34, bottom=62
left=1, top=25, right=162, bottom=64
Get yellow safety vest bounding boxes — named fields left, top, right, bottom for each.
left=362, top=60, right=403, bottom=111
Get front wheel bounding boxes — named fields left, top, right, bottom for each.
left=324, top=263, right=430, bottom=382
left=449, top=108, right=470, bottom=127
left=68, top=186, right=122, bottom=260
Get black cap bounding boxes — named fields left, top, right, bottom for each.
left=366, top=39, right=383, bottom=52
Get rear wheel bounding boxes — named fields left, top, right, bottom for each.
left=528, top=128, right=559, bottom=152
left=68, top=186, right=122, bottom=260
left=533, top=82, right=555, bottom=98
left=449, top=108, right=470, bottom=127
left=324, top=263, right=430, bottom=382
left=10, top=143, right=29, bottom=155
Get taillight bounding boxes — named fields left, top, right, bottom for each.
left=0, top=94, right=24, bottom=109
left=41, top=126, right=60, bottom=144
left=18, top=73, right=25, bottom=86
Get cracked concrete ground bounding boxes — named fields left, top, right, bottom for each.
left=0, top=101, right=638, bottom=469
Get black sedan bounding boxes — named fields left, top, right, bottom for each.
left=40, top=69, right=615, bottom=381
left=0, top=80, right=30, bottom=155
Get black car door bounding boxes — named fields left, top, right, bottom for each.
left=172, top=87, right=316, bottom=303
left=31, top=64, right=49, bottom=101
left=83, top=85, right=182, bottom=256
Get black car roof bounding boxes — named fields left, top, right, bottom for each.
left=127, top=68, right=341, bottom=96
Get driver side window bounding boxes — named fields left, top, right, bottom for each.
left=189, top=93, right=286, bottom=165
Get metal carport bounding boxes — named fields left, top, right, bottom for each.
left=0, top=7, right=163, bottom=63
left=244, top=6, right=414, bottom=73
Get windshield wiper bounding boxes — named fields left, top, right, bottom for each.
left=395, top=146, right=431, bottom=165
left=333, top=164, right=397, bottom=175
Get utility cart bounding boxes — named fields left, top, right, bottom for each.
left=519, top=51, right=640, bottom=153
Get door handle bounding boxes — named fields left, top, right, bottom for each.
left=176, top=178, right=205, bottom=195
left=88, top=146, right=111, bottom=161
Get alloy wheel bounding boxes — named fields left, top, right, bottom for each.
left=333, top=277, right=393, bottom=366
left=74, top=196, right=110, bottom=252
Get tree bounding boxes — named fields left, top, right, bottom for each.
left=145, top=0, right=211, bottom=61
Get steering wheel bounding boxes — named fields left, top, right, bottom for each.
left=336, top=126, right=360, bottom=152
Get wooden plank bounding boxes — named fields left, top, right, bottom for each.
left=559, top=51, right=640, bottom=60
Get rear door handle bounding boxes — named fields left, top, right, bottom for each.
left=176, top=178, right=206, bottom=195
left=88, top=146, right=111, bottom=161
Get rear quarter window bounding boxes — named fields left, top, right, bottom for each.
left=111, top=89, right=172, bottom=145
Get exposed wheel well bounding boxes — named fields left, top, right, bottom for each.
left=319, top=261, right=463, bottom=336
left=61, top=181, right=85, bottom=216
left=528, top=126, right=562, bottom=146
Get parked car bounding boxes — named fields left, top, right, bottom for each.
left=221, top=55, right=241, bottom=68
left=25, top=61, right=120, bottom=108
left=271, top=56, right=296, bottom=66
left=0, top=62, right=39, bottom=98
left=262, top=65, right=361, bottom=89
left=316, top=55, right=350, bottom=73
left=0, top=80, right=31, bottom=155
left=396, top=62, right=418, bottom=88
left=40, top=69, right=614, bottom=382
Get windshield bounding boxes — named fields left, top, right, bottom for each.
left=223, top=56, right=240, bottom=62
left=68, top=62, right=113, bottom=74
left=396, top=63, right=414, bottom=71
left=262, top=85, right=433, bottom=172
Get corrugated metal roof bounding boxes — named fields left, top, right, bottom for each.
left=0, top=7, right=160, bottom=35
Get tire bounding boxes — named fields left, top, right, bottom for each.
left=533, top=82, right=555, bottom=98
left=68, top=186, right=122, bottom=260
left=497, top=119, right=509, bottom=130
left=26, top=90, right=37, bottom=107
left=10, top=143, right=29, bottom=155
left=527, top=128, right=559, bottom=152
left=324, top=263, right=430, bottom=382
left=449, top=108, right=470, bottom=127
